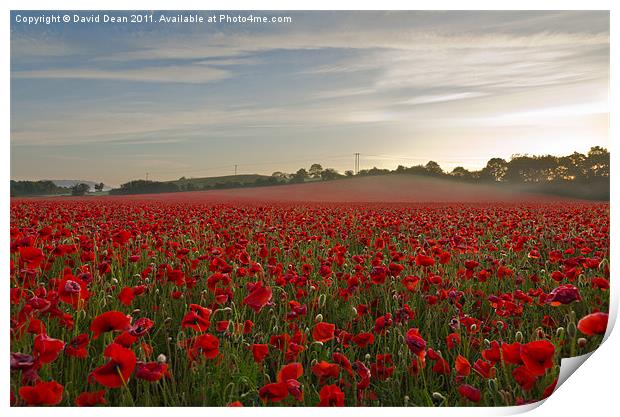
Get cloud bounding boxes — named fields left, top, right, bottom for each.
left=10, top=36, right=76, bottom=58
left=401, top=92, right=489, bottom=106
left=12, top=65, right=232, bottom=84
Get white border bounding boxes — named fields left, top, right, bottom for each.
left=2, top=1, right=617, bottom=416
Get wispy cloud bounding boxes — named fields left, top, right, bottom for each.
left=12, top=65, right=232, bottom=84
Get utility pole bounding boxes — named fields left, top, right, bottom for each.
left=354, top=153, right=360, bottom=175
left=234, top=164, right=238, bottom=176
left=146, top=172, right=149, bottom=181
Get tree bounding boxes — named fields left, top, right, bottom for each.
left=309, top=163, right=324, bottom=179
left=344, top=170, right=354, bottom=177
left=94, top=182, right=105, bottom=192
left=450, top=166, right=473, bottom=180
left=109, top=180, right=179, bottom=195
left=424, top=161, right=444, bottom=176
left=586, top=146, right=609, bottom=178
left=291, top=168, right=309, bottom=183
left=71, top=183, right=90, bottom=196
left=271, top=171, right=288, bottom=181
left=321, top=168, right=341, bottom=181
left=480, top=158, right=508, bottom=182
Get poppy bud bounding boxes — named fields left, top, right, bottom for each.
left=497, top=321, right=504, bottom=331
left=365, top=353, right=371, bottom=361
left=144, top=278, right=150, bottom=283
left=432, top=392, right=445, bottom=401
left=515, top=331, right=523, bottom=342
left=352, top=307, right=357, bottom=315
left=112, top=278, right=118, bottom=284
left=319, top=294, right=326, bottom=308
left=470, top=324, right=477, bottom=332
left=483, top=339, right=490, bottom=349
left=315, top=314, right=323, bottom=323
left=488, top=378, right=498, bottom=392
left=132, top=309, right=141, bottom=315
left=404, top=395, right=409, bottom=405
left=556, top=327, right=565, bottom=338
left=157, top=354, right=167, bottom=363
left=578, top=338, right=587, bottom=349
left=567, top=322, right=577, bottom=338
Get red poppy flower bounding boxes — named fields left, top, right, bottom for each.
left=90, top=311, right=131, bottom=339
left=187, top=333, right=220, bottom=361
left=135, top=361, right=171, bottom=381
left=415, top=254, right=435, bottom=267
left=432, top=357, right=450, bottom=375
left=318, top=384, right=345, bottom=406
left=401, top=275, right=420, bottom=291
left=455, top=354, right=471, bottom=376
left=591, top=277, right=610, bottom=290
left=114, top=331, right=138, bottom=347
left=250, top=344, right=269, bottom=362
left=243, top=283, right=273, bottom=313
left=311, top=361, right=340, bottom=382
left=19, top=380, right=64, bottom=406
left=118, top=285, right=146, bottom=306
left=482, top=340, right=501, bottom=363
left=19, top=246, right=44, bottom=269
left=33, top=334, right=65, bottom=364
left=546, top=284, right=582, bottom=306
left=473, top=359, right=496, bottom=379
left=497, top=343, right=521, bottom=366
left=89, top=343, right=136, bottom=388
left=446, top=332, right=461, bottom=350
left=277, top=362, right=304, bottom=382
left=520, top=340, right=555, bottom=376
left=65, top=334, right=89, bottom=358
left=352, top=332, right=374, bottom=348
left=216, top=320, right=230, bottom=332
left=227, top=400, right=244, bottom=407
left=258, top=382, right=289, bottom=403
left=58, top=274, right=90, bottom=309
left=332, top=352, right=353, bottom=377
left=577, top=312, right=608, bottom=336
left=512, top=366, right=538, bottom=391
left=405, top=328, right=426, bottom=356
left=458, top=384, right=481, bottom=402
left=313, top=322, right=336, bottom=342
left=128, top=317, right=154, bottom=337
left=181, top=304, right=212, bottom=332
left=75, top=390, right=107, bottom=406
left=542, top=378, right=558, bottom=399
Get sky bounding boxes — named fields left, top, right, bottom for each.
left=10, top=11, right=609, bottom=186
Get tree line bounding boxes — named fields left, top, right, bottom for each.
left=272, top=146, right=609, bottom=184
left=11, top=147, right=609, bottom=199
left=11, top=181, right=105, bottom=197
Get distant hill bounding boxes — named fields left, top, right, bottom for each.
left=166, top=174, right=271, bottom=190
left=50, top=180, right=112, bottom=191
left=104, top=174, right=584, bottom=203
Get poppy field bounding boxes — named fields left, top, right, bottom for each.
left=9, top=197, right=610, bottom=407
